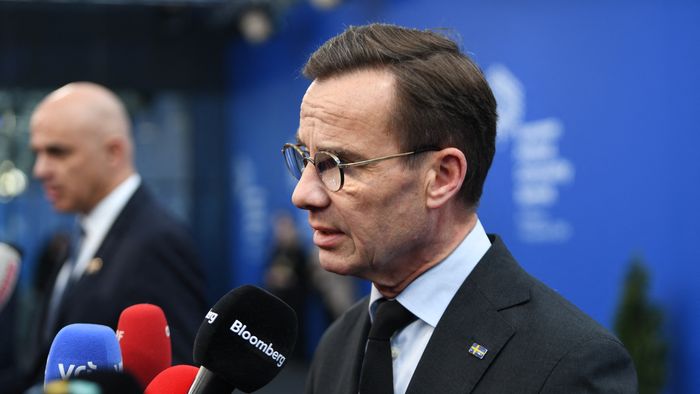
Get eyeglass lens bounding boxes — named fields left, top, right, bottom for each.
left=315, top=152, right=341, bottom=191
left=283, top=146, right=342, bottom=191
left=283, top=146, right=305, bottom=179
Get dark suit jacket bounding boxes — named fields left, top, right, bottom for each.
left=305, top=235, right=638, bottom=393
left=31, top=185, right=207, bottom=376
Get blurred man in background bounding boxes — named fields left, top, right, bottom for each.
left=17, top=82, right=206, bottom=387
left=282, top=24, right=638, bottom=393
left=264, top=212, right=314, bottom=363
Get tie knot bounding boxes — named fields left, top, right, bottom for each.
left=368, top=300, right=417, bottom=340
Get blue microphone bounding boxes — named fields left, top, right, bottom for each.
left=44, top=323, right=123, bottom=385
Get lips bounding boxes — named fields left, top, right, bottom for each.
left=311, top=225, right=344, bottom=249
left=43, top=185, right=60, bottom=202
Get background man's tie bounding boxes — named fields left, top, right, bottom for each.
left=44, top=224, right=85, bottom=341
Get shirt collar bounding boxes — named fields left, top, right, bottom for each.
left=369, top=218, right=491, bottom=326
left=80, top=174, right=141, bottom=239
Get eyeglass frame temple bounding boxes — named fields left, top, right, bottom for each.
left=281, top=143, right=441, bottom=190
left=282, top=143, right=440, bottom=168
left=335, top=147, right=440, bottom=169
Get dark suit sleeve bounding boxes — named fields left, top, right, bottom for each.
left=539, top=336, right=638, bottom=393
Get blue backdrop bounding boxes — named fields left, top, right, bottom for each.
left=2, top=1, right=696, bottom=392
left=226, top=1, right=700, bottom=392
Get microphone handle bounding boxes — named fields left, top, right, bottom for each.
left=188, top=366, right=236, bottom=394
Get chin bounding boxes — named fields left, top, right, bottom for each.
left=318, top=253, right=357, bottom=277
left=52, top=201, right=77, bottom=213
left=51, top=203, right=68, bottom=212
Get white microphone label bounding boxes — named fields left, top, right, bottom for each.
left=230, top=319, right=287, bottom=367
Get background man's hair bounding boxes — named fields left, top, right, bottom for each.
left=303, top=23, right=497, bottom=209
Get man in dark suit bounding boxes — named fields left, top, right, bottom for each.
left=25, top=82, right=206, bottom=382
left=281, top=24, right=638, bottom=393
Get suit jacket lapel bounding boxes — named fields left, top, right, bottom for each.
left=345, top=304, right=371, bottom=394
left=407, top=236, right=530, bottom=394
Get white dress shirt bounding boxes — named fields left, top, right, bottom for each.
left=367, top=218, right=492, bottom=394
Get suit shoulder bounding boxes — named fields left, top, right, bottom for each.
left=538, top=332, right=638, bottom=392
left=118, top=187, right=194, bottom=242
left=127, top=190, right=186, bottom=227
left=478, top=238, right=622, bottom=346
left=495, top=269, right=635, bottom=387
left=465, top=239, right=636, bottom=391
left=527, top=276, right=620, bottom=343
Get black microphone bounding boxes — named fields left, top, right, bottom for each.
left=188, top=285, right=298, bottom=394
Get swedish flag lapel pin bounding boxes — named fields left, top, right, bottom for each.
left=468, top=342, right=488, bottom=359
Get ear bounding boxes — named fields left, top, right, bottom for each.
left=425, top=147, right=467, bottom=209
left=105, top=136, right=126, bottom=166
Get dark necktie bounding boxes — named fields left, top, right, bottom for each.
left=44, top=224, right=85, bottom=341
left=358, top=299, right=417, bottom=394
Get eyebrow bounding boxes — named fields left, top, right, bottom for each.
left=324, top=147, right=365, bottom=162
left=304, top=144, right=365, bottom=162
left=295, top=133, right=366, bottom=162
left=33, top=143, right=72, bottom=156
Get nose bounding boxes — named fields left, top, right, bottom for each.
left=291, top=163, right=331, bottom=211
left=32, top=153, right=50, bottom=180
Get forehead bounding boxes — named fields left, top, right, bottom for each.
left=298, top=68, right=397, bottom=153
left=30, top=101, right=89, bottom=146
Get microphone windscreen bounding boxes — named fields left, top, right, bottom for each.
left=193, top=285, right=297, bottom=393
left=145, top=365, right=198, bottom=394
left=44, top=323, right=123, bottom=385
left=117, top=303, right=172, bottom=388
left=0, top=242, right=21, bottom=312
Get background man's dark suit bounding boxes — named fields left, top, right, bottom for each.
left=25, top=184, right=207, bottom=382
left=305, top=235, right=638, bottom=393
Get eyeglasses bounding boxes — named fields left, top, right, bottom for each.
left=281, top=143, right=439, bottom=192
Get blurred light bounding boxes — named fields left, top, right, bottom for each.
left=238, top=7, right=273, bottom=44
left=0, top=160, right=28, bottom=200
left=309, top=0, right=341, bottom=10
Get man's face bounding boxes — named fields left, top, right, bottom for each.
left=292, top=69, right=432, bottom=285
left=30, top=103, right=111, bottom=214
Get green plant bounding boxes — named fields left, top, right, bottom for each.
left=614, top=257, right=667, bottom=394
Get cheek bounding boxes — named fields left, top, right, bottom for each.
left=339, top=166, right=424, bottom=225
left=373, top=177, right=425, bottom=232
left=56, top=157, right=83, bottom=179
left=343, top=183, right=418, bottom=245
left=65, top=162, right=97, bottom=194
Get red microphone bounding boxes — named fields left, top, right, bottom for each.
left=117, top=303, right=172, bottom=388
left=145, top=365, right=199, bottom=394
left=0, top=242, right=21, bottom=313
